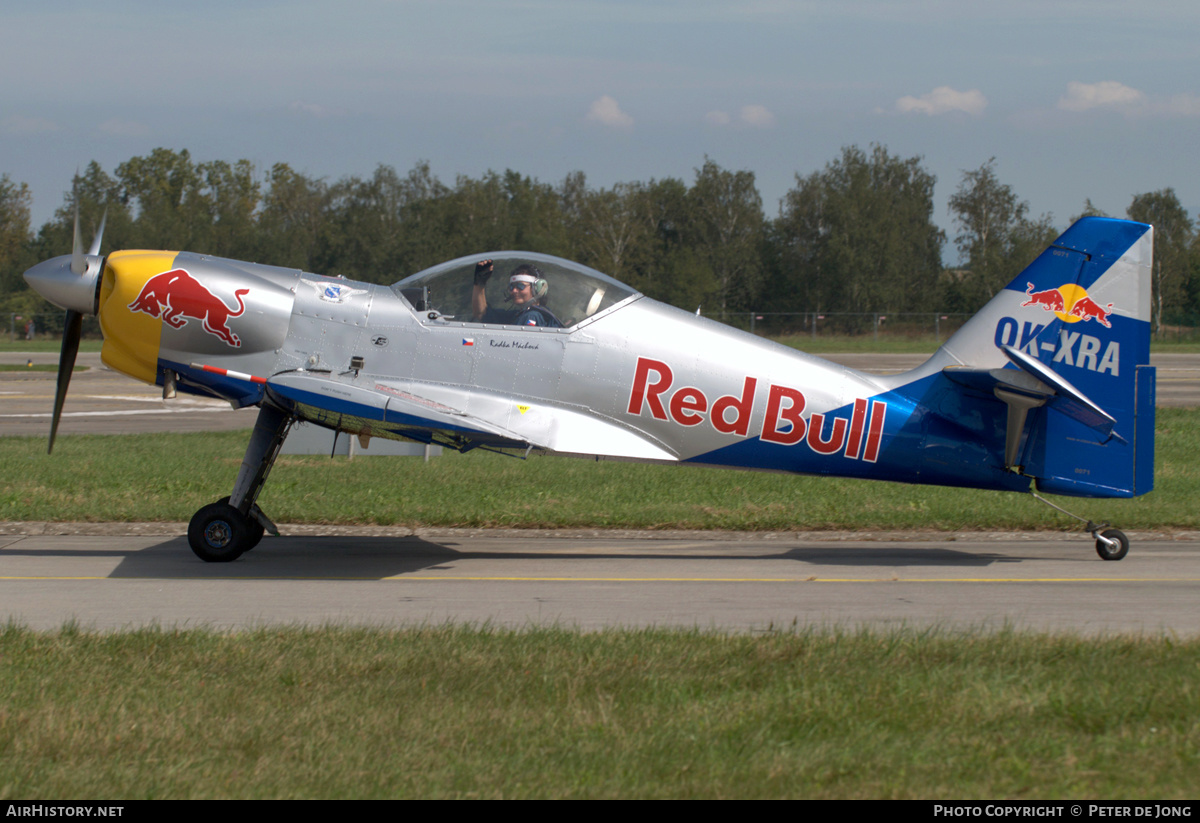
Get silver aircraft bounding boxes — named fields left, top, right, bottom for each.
left=24, top=212, right=1155, bottom=562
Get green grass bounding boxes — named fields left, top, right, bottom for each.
left=3, top=408, right=1196, bottom=530
left=0, top=339, right=103, bottom=353
left=1147, top=338, right=1200, bottom=352
left=0, top=625, right=1195, bottom=799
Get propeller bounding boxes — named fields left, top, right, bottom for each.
left=23, top=191, right=107, bottom=453
left=49, top=309, right=83, bottom=453
left=71, top=205, right=106, bottom=274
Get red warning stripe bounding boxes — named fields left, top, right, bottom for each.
left=189, top=362, right=267, bottom=384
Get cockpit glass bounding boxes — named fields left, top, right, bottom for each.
left=392, top=252, right=638, bottom=328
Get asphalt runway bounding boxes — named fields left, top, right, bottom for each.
left=0, top=352, right=257, bottom=436
left=1, top=529, right=1197, bottom=634
left=3, top=351, right=1198, bottom=438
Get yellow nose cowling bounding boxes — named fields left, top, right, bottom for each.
left=98, top=250, right=181, bottom=385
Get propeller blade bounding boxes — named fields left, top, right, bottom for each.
left=87, top=209, right=107, bottom=256
left=70, top=202, right=85, bottom=275
left=49, top=309, right=83, bottom=454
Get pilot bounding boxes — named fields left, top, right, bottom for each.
left=471, top=260, right=563, bottom=327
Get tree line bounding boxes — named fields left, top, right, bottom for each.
left=1, top=147, right=1196, bottom=335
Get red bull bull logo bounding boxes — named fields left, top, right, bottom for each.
left=127, top=269, right=250, bottom=347
left=1021, top=282, right=1113, bottom=328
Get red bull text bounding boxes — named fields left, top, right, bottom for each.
left=626, top=357, right=887, bottom=461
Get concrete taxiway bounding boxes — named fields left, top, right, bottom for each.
left=1, top=528, right=1197, bottom=634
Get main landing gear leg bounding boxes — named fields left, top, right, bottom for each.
left=1030, top=491, right=1130, bottom=561
left=188, top=404, right=293, bottom=563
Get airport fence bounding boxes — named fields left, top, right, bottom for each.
left=716, top=310, right=1200, bottom=344
left=716, top=311, right=972, bottom=343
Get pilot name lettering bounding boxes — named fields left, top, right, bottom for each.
left=627, top=357, right=887, bottom=461
left=488, top=340, right=540, bottom=350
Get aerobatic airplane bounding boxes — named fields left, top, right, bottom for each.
left=24, top=211, right=1154, bottom=562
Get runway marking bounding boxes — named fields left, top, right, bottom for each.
left=90, top=395, right=228, bottom=406
left=2, top=575, right=1196, bottom=583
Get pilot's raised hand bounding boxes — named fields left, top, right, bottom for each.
left=474, top=259, right=494, bottom=286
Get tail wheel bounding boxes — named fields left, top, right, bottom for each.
left=1095, top=528, right=1129, bottom=561
left=188, top=501, right=251, bottom=563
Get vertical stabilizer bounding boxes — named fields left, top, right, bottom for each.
left=931, top=217, right=1155, bottom=497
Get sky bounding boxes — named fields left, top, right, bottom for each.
left=2, top=0, right=1198, bottom=264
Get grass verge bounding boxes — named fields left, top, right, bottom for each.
left=2, top=408, right=1196, bottom=531
left=0, top=339, right=103, bottom=354
left=0, top=625, right=1196, bottom=799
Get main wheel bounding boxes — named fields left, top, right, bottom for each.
left=216, top=497, right=265, bottom=550
left=1095, top=528, right=1129, bottom=561
left=188, top=501, right=251, bottom=562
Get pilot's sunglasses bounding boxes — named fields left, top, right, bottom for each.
left=507, top=282, right=530, bottom=291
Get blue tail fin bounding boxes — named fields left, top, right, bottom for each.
left=935, top=217, right=1155, bottom=498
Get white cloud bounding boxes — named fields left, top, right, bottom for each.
left=586, top=95, right=633, bottom=129
left=1056, top=83, right=1200, bottom=117
left=705, top=110, right=731, bottom=126
left=98, top=118, right=149, bottom=136
left=896, top=86, right=987, bottom=116
left=1057, top=81, right=1145, bottom=112
left=1, top=115, right=60, bottom=134
left=739, top=104, right=775, bottom=127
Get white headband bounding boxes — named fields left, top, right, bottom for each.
left=510, top=274, right=538, bottom=285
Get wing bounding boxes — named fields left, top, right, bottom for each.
left=265, top=371, right=677, bottom=460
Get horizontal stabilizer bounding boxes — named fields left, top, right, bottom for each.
left=999, top=345, right=1117, bottom=439
left=943, top=350, right=1117, bottom=443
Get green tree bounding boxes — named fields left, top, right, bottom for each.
left=199, top=159, right=261, bottom=261
left=393, top=161, right=454, bottom=274
left=322, top=164, right=411, bottom=281
left=115, top=148, right=211, bottom=251
left=686, top=158, right=764, bottom=316
left=0, top=174, right=37, bottom=315
left=775, top=144, right=945, bottom=315
left=257, top=163, right=330, bottom=271
left=1127, top=189, right=1194, bottom=338
left=560, top=172, right=649, bottom=283
left=1071, top=198, right=1110, bottom=221
left=947, top=158, right=1056, bottom=312
left=618, top=176, right=715, bottom=309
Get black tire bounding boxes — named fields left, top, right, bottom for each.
left=188, top=501, right=250, bottom=562
left=244, top=518, right=265, bottom=550
left=216, top=497, right=265, bottom=550
left=1095, top=528, right=1129, bottom=561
